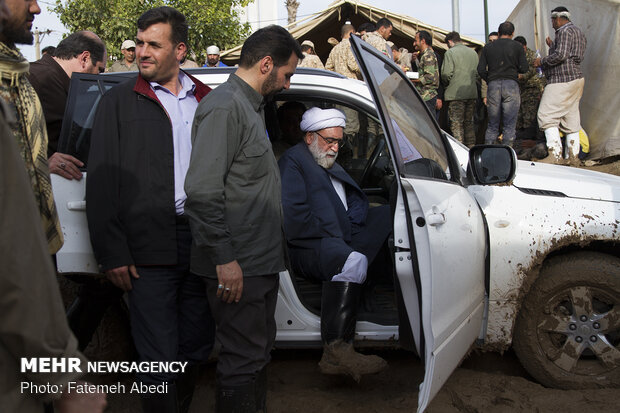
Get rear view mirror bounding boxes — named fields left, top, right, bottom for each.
left=468, top=145, right=516, bottom=185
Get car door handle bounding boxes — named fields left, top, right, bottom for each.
left=427, top=206, right=446, bottom=226
left=67, top=200, right=86, bottom=211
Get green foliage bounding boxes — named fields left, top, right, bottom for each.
left=53, top=0, right=252, bottom=64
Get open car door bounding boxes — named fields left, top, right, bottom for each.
left=349, top=36, right=487, bottom=412
left=53, top=72, right=133, bottom=275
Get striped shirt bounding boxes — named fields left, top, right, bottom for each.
left=542, top=22, right=586, bottom=84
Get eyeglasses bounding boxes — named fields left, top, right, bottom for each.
left=315, top=131, right=346, bottom=147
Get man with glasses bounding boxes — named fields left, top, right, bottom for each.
left=279, top=107, right=390, bottom=382
left=28, top=31, right=107, bottom=180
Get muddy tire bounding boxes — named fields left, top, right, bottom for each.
left=513, top=252, right=620, bottom=389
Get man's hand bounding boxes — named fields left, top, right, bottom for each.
left=483, top=97, right=487, bottom=106
left=436, top=99, right=443, bottom=111
left=533, top=57, right=542, bottom=68
left=546, top=36, right=553, bottom=47
left=48, top=152, right=83, bottom=180
left=216, top=261, right=243, bottom=304
left=54, top=382, right=107, bottom=413
left=105, top=265, right=139, bottom=291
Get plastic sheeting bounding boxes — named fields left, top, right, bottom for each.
left=508, top=0, right=620, bottom=159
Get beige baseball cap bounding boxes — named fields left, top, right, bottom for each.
left=121, top=40, right=136, bottom=50
left=301, top=40, right=315, bottom=49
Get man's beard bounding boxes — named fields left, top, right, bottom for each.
left=261, top=67, right=282, bottom=99
left=3, top=23, right=34, bottom=45
left=309, top=136, right=338, bottom=169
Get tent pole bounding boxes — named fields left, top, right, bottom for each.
left=483, top=0, right=489, bottom=41
left=452, top=0, right=460, bottom=32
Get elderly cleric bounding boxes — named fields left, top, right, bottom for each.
left=278, top=107, right=391, bottom=381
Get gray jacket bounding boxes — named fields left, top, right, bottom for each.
left=185, top=74, right=285, bottom=277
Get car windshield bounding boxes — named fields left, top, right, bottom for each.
left=354, top=37, right=452, bottom=181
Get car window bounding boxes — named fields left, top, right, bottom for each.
left=273, top=98, right=393, bottom=203
left=57, top=74, right=131, bottom=167
left=354, top=40, right=454, bottom=182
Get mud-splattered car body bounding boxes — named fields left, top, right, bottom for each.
left=464, top=156, right=620, bottom=350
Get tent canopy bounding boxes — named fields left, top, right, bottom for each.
left=508, top=0, right=620, bottom=159
left=221, top=0, right=483, bottom=65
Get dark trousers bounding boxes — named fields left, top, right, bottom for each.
left=424, top=96, right=438, bottom=121
left=290, top=204, right=392, bottom=282
left=205, top=274, right=279, bottom=386
left=129, top=222, right=215, bottom=384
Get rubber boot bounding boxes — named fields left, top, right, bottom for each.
left=140, top=382, right=178, bottom=413
left=318, top=281, right=387, bottom=382
left=176, top=364, right=200, bottom=413
left=565, top=132, right=580, bottom=163
left=216, top=382, right=256, bottom=413
left=539, top=127, right=563, bottom=164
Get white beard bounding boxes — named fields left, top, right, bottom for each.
left=309, top=136, right=338, bottom=169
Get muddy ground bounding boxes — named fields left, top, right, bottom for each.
left=77, top=159, right=620, bottom=412
left=97, top=348, right=620, bottom=412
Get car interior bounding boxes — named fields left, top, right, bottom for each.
left=268, top=96, right=400, bottom=327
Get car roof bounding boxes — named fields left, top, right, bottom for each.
left=100, top=67, right=373, bottom=101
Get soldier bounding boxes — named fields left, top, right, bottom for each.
left=442, top=31, right=479, bottom=147
left=412, top=30, right=439, bottom=114
left=298, top=40, right=325, bottom=69
left=514, top=36, right=545, bottom=134
left=325, top=24, right=361, bottom=80
left=362, top=18, right=393, bottom=57
left=325, top=23, right=362, bottom=150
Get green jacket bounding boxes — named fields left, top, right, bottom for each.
left=185, top=74, right=286, bottom=277
left=441, top=43, right=479, bottom=101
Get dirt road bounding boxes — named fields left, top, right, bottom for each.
left=100, top=348, right=619, bottom=412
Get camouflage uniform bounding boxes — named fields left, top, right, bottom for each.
left=362, top=31, right=390, bottom=57
left=298, top=52, right=325, bottom=69
left=517, top=48, right=546, bottom=130
left=448, top=100, right=476, bottom=146
left=414, top=48, right=439, bottom=101
left=325, top=38, right=361, bottom=80
left=325, top=38, right=363, bottom=137
left=398, top=49, right=413, bottom=71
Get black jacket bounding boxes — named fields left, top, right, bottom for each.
left=477, top=38, right=528, bottom=83
left=86, top=73, right=211, bottom=271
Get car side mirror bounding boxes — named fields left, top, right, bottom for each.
left=468, top=145, right=516, bottom=185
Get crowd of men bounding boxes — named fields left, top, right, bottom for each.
left=1, top=2, right=586, bottom=413
left=304, top=7, right=586, bottom=164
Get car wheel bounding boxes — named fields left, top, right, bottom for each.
left=513, top=251, right=620, bottom=389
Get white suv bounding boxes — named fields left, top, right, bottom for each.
left=52, top=37, right=620, bottom=411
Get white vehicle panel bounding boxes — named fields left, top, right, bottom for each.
left=52, top=173, right=98, bottom=274
left=469, top=183, right=620, bottom=348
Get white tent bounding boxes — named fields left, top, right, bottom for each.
left=508, top=0, right=620, bottom=159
